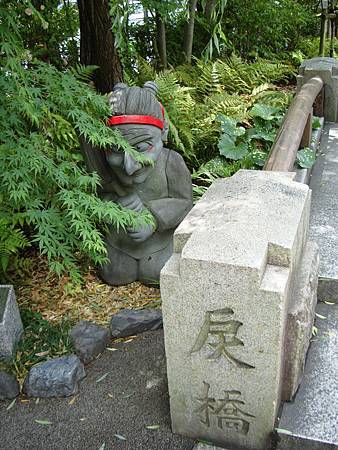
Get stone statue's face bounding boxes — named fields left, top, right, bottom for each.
left=106, top=124, right=163, bottom=185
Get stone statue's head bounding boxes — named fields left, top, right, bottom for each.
left=106, top=81, right=168, bottom=184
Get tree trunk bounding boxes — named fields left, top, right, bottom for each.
left=156, top=12, right=167, bottom=69
left=183, top=0, right=198, bottom=64
left=77, top=0, right=123, bottom=94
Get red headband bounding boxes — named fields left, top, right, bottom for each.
left=107, top=104, right=165, bottom=130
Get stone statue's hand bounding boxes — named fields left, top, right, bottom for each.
left=117, top=193, right=143, bottom=213
left=127, top=223, right=155, bottom=243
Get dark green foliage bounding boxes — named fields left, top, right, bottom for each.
left=0, top=6, right=151, bottom=280
left=0, top=308, right=74, bottom=381
left=222, top=0, right=318, bottom=59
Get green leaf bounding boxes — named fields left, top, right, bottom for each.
left=312, top=117, right=321, bottom=130
left=34, top=419, right=53, bottom=425
left=250, top=104, right=280, bottom=121
left=297, top=148, right=316, bottom=169
left=219, top=135, right=249, bottom=160
left=219, top=116, right=245, bottom=138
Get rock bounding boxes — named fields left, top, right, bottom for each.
left=110, top=309, right=163, bottom=339
left=0, top=285, right=23, bottom=360
left=69, top=321, right=110, bottom=364
left=0, top=371, right=20, bottom=400
left=23, top=355, right=85, bottom=398
left=161, top=170, right=314, bottom=450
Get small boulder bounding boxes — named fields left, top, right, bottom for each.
left=0, top=371, right=20, bottom=400
left=110, top=309, right=163, bottom=339
left=23, top=355, right=85, bottom=398
left=69, top=320, right=110, bottom=364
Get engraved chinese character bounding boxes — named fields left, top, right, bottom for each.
left=195, top=382, right=255, bottom=435
left=190, top=308, right=254, bottom=369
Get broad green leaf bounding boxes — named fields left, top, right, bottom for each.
left=247, top=125, right=276, bottom=143
left=199, top=157, right=229, bottom=177
left=297, top=148, right=316, bottom=169
left=219, top=134, right=248, bottom=160
left=250, top=104, right=280, bottom=121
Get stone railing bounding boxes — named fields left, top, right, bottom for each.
left=264, top=57, right=338, bottom=172
left=159, top=58, right=338, bottom=450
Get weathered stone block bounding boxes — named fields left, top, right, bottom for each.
left=282, top=241, right=319, bottom=401
left=0, top=285, right=23, bottom=360
left=69, top=321, right=110, bottom=364
left=0, top=371, right=20, bottom=400
left=23, top=355, right=85, bottom=398
left=297, top=57, right=338, bottom=122
left=110, top=308, right=163, bottom=339
left=161, top=170, right=313, bottom=450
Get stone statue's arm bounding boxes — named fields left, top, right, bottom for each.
left=146, top=150, right=193, bottom=232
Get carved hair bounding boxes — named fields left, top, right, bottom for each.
left=108, top=82, right=163, bottom=120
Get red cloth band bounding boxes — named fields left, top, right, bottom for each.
left=107, top=115, right=164, bottom=130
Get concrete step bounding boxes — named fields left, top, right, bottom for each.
left=276, top=303, right=338, bottom=449
left=309, top=123, right=338, bottom=302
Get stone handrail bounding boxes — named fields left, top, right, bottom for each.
left=264, top=76, right=324, bottom=172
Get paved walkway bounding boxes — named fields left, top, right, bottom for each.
left=0, top=331, right=194, bottom=450
left=309, top=123, right=338, bottom=301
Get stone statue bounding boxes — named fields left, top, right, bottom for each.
left=81, top=82, right=193, bottom=285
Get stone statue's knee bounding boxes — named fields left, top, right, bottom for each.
left=99, top=247, right=138, bottom=286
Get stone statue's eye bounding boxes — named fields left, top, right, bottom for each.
left=136, top=142, right=149, bottom=152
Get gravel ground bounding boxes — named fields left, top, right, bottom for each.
left=0, top=330, right=195, bottom=450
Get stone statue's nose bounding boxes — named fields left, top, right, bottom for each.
left=124, top=152, right=142, bottom=176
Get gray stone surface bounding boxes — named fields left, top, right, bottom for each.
left=0, top=330, right=194, bottom=450
left=0, top=285, right=23, bottom=359
left=161, top=170, right=312, bottom=450
left=282, top=241, right=319, bottom=401
left=23, top=355, right=85, bottom=398
left=0, top=371, right=20, bottom=400
left=110, top=308, right=162, bottom=339
left=81, top=82, right=193, bottom=286
left=69, top=321, right=110, bottom=364
left=309, top=123, right=338, bottom=302
left=277, top=303, right=338, bottom=449
left=297, top=58, right=338, bottom=122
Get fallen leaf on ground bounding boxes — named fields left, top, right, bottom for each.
left=315, top=313, right=326, bottom=319
left=34, top=419, right=52, bottom=425
left=108, top=393, right=114, bottom=398
left=114, top=434, right=127, bottom=441
left=145, top=425, right=160, bottom=430
left=96, top=372, right=109, bottom=383
left=275, top=428, right=292, bottom=435
left=68, top=396, right=77, bottom=405
left=6, top=399, right=16, bottom=411
left=79, top=417, right=87, bottom=421
left=35, top=351, right=50, bottom=357
left=106, top=348, right=118, bottom=352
